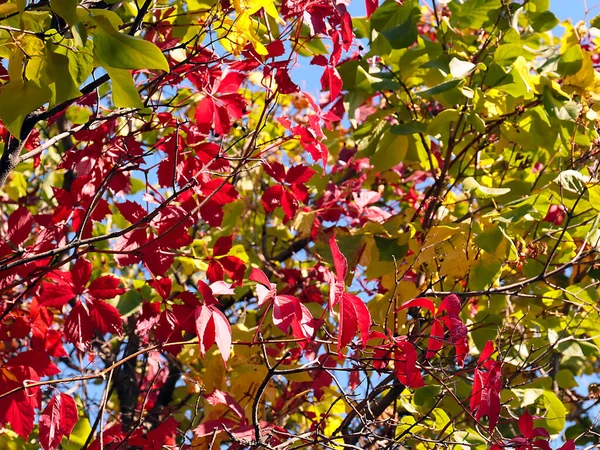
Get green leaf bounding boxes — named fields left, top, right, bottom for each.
left=370, top=132, right=408, bottom=172
left=468, top=258, right=501, bottom=290
left=556, top=369, right=578, bottom=389
left=105, top=66, right=144, bottom=109
left=449, top=0, right=502, bottom=29
left=381, top=11, right=419, bottom=49
left=557, top=45, right=584, bottom=76
left=0, top=80, right=52, bottom=137
left=374, top=236, right=408, bottom=262
left=474, top=225, right=505, bottom=254
left=116, top=289, right=143, bottom=316
left=463, top=177, right=511, bottom=199
left=370, top=0, right=420, bottom=50
left=93, top=16, right=169, bottom=71
left=46, top=47, right=82, bottom=104
left=50, top=0, right=78, bottom=26
left=536, top=391, right=567, bottom=436
left=61, top=417, right=92, bottom=450
left=418, top=79, right=461, bottom=98
left=494, top=44, right=534, bottom=65
left=530, top=10, right=559, bottom=32
left=391, top=122, right=428, bottom=135
left=469, top=112, right=486, bottom=134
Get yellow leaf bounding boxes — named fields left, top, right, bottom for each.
left=233, top=0, right=284, bottom=24
left=564, top=50, right=600, bottom=96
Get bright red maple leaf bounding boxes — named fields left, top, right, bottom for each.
left=193, top=70, right=247, bottom=136
left=0, top=206, right=34, bottom=258
left=0, top=350, right=60, bottom=439
left=490, top=411, right=576, bottom=450
left=470, top=340, right=503, bottom=431
left=39, top=392, right=78, bottom=450
left=327, top=236, right=372, bottom=356
left=372, top=334, right=424, bottom=388
left=261, top=162, right=315, bottom=221
left=206, top=235, right=246, bottom=286
left=399, top=294, right=469, bottom=366
left=39, top=258, right=125, bottom=350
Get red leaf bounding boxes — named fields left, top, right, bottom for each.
left=266, top=40, right=285, bottom=57
left=264, top=161, right=286, bottom=182
left=195, top=304, right=215, bottom=358
left=262, top=184, right=284, bottom=213
left=398, top=297, right=436, bottom=315
left=198, top=280, right=217, bottom=306
left=0, top=367, right=36, bottom=439
left=89, top=299, right=123, bottom=336
left=1, top=391, right=35, bottom=438
left=393, top=339, right=424, bottom=388
left=213, top=235, right=233, bottom=257
left=320, top=66, right=343, bottom=100
left=200, top=200, right=225, bottom=227
left=200, top=178, right=239, bottom=204
left=310, top=55, right=328, bottom=66
left=249, top=268, right=271, bottom=287
left=366, top=0, right=378, bottom=18
left=146, top=417, right=179, bottom=446
left=87, top=275, right=124, bottom=299
left=518, top=411, right=534, bottom=438
left=214, top=103, right=232, bottom=136
left=193, top=418, right=240, bottom=437
left=210, top=306, right=232, bottom=363
left=470, top=341, right=503, bottom=431
left=218, top=71, right=246, bottom=94
left=280, top=188, right=298, bottom=221
left=207, top=260, right=225, bottom=284
left=117, top=201, right=147, bottom=224
left=7, top=351, right=60, bottom=377
left=195, top=303, right=232, bottom=364
left=148, top=277, right=172, bottom=299
left=338, top=293, right=371, bottom=356
left=39, top=282, right=75, bottom=308
left=275, top=68, right=299, bottom=94
left=5, top=206, right=33, bottom=247
left=479, top=340, right=496, bottom=364
left=426, top=319, right=445, bottom=359
left=272, top=295, right=299, bottom=332
left=329, top=235, right=348, bottom=283
left=39, top=393, right=78, bottom=450
left=64, top=301, right=94, bottom=351
left=195, top=96, right=215, bottom=134
left=438, top=294, right=461, bottom=318
left=285, top=165, right=316, bottom=185
left=204, top=390, right=245, bottom=420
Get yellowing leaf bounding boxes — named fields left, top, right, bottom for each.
left=46, top=47, right=82, bottom=104
left=104, top=66, right=144, bottom=109
left=0, top=80, right=52, bottom=137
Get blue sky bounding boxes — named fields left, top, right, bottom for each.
left=553, top=0, right=591, bottom=23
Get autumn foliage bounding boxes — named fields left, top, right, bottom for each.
left=1, top=0, right=600, bottom=448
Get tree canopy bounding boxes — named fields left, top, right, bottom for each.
left=0, top=0, right=599, bottom=448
